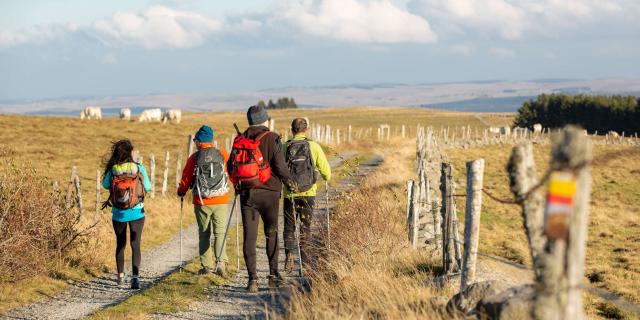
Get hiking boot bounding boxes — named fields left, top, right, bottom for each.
left=215, top=262, right=227, bottom=277
left=246, top=279, right=258, bottom=293
left=198, top=267, right=213, bottom=276
left=131, top=277, right=140, bottom=290
left=284, top=252, right=295, bottom=274
left=268, top=273, right=286, bottom=289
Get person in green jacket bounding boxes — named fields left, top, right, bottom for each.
left=282, top=118, right=331, bottom=273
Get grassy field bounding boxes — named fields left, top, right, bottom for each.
left=447, top=143, right=640, bottom=319
left=0, top=107, right=502, bottom=312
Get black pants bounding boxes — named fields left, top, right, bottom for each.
left=283, top=196, right=315, bottom=264
left=112, top=217, right=145, bottom=276
left=240, top=189, right=280, bottom=280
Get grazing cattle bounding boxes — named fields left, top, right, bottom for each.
left=608, top=131, right=619, bottom=138
left=533, top=123, right=542, bottom=134
left=488, top=126, right=500, bottom=134
left=162, top=109, right=182, bottom=124
left=138, top=108, right=163, bottom=122
left=120, top=108, right=131, bottom=121
left=499, top=126, right=511, bottom=136
left=79, top=106, right=102, bottom=120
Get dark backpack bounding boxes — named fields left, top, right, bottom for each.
left=193, top=147, right=229, bottom=200
left=285, top=139, right=317, bottom=193
left=110, top=162, right=145, bottom=209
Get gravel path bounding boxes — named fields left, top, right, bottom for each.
left=3, top=222, right=200, bottom=320
left=152, top=152, right=384, bottom=320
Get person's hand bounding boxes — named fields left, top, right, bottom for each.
left=177, top=191, right=186, bottom=197
left=287, top=181, right=300, bottom=193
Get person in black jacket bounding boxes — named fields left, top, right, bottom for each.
left=227, top=105, right=296, bottom=293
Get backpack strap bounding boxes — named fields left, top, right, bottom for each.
left=255, top=130, right=270, bottom=143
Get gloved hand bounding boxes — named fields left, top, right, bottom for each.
left=287, top=180, right=300, bottom=193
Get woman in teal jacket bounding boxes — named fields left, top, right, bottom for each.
left=102, top=139, right=151, bottom=289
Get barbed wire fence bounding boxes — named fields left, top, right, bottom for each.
left=406, top=124, right=640, bottom=318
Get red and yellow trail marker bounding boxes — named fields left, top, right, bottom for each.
left=544, top=171, right=577, bottom=240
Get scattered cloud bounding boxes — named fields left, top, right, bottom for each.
left=409, top=0, right=639, bottom=40
left=93, top=5, right=223, bottom=49
left=490, top=47, right=515, bottom=58
left=280, top=0, right=437, bottom=43
left=0, top=23, right=77, bottom=48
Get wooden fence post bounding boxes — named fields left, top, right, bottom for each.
left=187, top=134, right=194, bottom=158
left=460, top=159, right=484, bottom=292
left=348, top=125, right=352, bottom=143
left=410, top=180, right=419, bottom=247
left=175, top=155, right=182, bottom=191
left=150, top=154, right=156, bottom=199
left=508, top=142, right=545, bottom=275
left=95, top=169, right=101, bottom=213
left=440, top=163, right=460, bottom=274
left=162, top=151, right=170, bottom=196
left=406, top=180, right=415, bottom=224
left=534, top=126, right=592, bottom=320
left=72, top=166, right=84, bottom=216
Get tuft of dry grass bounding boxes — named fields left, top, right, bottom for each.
left=284, top=143, right=456, bottom=319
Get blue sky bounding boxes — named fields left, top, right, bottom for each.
left=1, top=0, right=639, bottom=100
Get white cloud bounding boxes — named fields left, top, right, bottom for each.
left=281, top=0, right=437, bottom=43
left=0, top=23, right=76, bottom=48
left=93, top=5, right=222, bottom=49
left=410, top=0, right=639, bottom=40
left=490, top=47, right=515, bottom=58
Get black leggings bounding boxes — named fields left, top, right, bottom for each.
left=112, top=217, right=145, bottom=276
left=240, top=189, right=280, bottom=279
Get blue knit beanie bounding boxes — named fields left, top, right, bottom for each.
left=194, top=125, right=213, bottom=142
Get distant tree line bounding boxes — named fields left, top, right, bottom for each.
left=257, top=97, right=298, bottom=110
left=514, top=94, right=640, bottom=134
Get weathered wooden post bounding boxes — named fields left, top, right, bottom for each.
left=460, top=159, right=484, bottom=292
left=187, top=134, right=194, bottom=157
left=440, top=163, right=458, bottom=273
left=406, top=180, right=415, bottom=224
left=410, top=180, right=419, bottom=247
left=150, top=154, right=156, bottom=199
left=325, top=125, right=331, bottom=144
left=72, top=166, right=84, bottom=216
left=402, top=125, right=406, bottom=138
left=162, top=151, right=170, bottom=197
left=533, top=126, right=592, bottom=320
left=175, top=155, right=182, bottom=191
left=336, top=129, right=341, bottom=146
left=95, top=169, right=101, bottom=213
left=348, top=125, right=352, bottom=143
left=432, top=200, right=439, bottom=249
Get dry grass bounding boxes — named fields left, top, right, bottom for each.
left=446, top=142, right=640, bottom=319
left=284, top=142, right=456, bottom=319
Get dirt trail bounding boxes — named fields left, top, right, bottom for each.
left=153, top=152, right=384, bottom=320
left=3, top=222, right=200, bottom=320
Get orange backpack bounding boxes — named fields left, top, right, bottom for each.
left=110, top=163, right=145, bottom=209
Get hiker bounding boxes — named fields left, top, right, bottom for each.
left=283, top=118, right=331, bottom=273
left=227, top=105, right=297, bottom=293
left=101, top=139, right=151, bottom=290
left=177, top=125, right=231, bottom=277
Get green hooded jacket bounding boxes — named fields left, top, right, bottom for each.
left=283, top=132, right=331, bottom=197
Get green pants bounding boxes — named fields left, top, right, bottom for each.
left=194, top=204, right=229, bottom=269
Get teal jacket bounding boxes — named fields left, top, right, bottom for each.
left=102, top=162, right=152, bottom=222
left=283, top=133, right=331, bottom=197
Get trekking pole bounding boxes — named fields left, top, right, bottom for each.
left=235, top=195, right=240, bottom=271
left=325, top=181, right=330, bottom=250
left=292, top=195, right=304, bottom=278
left=215, top=194, right=239, bottom=273
left=180, top=196, right=184, bottom=272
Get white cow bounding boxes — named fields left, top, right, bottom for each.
left=533, top=123, right=542, bottom=134
left=79, top=106, right=102, bottom=120
left=120, top=108, right=131, bottom=121
left=608, top=131, right=619, bottom=138
left=138, top=108, right=163, bottom=122
left=162, top=109, right=182, bottom=124
left=499, top=126, right=511, bottom=136
left=488, top=126, right=500, bottom=134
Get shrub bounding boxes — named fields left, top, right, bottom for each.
left=0, top=153, right=100, bottom=282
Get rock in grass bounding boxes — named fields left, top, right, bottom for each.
left=446, top=280, right=508, bottom=314
left=476, top=284, right=535, bottom=320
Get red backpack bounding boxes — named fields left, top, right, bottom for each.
left=229, top=131, right=272, bottom=189
left=109, top=162, right=145, bottom=209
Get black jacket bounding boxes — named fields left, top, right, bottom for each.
left=227, top=125, right=294, bottom=192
